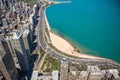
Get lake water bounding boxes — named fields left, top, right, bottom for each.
left=46, top=0, right=120, bottom=62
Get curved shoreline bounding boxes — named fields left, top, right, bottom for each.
left=44, top=6, right=111, bottom=60
left=43, top=1, right=120, bottom=66
left=49, top=31, right=106, bottom=59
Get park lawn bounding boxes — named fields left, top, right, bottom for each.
left=41, top=54, right=60, bottom=72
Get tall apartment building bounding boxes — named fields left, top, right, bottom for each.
left=0, top=0, right=3, bottom=6
left=11, top=30, right=29, bottom=72
left=6, top=36, right=16, bottom=58
left=105, top=69, right=120, bottom=80
left=2, top=18, right=8, bottom=28
left=0, top=0, right=10, bottom=9
left=23, top=30, right=32, bottom=62
left=52, top=70, right=59, bottom=80
left=79, top=71, right=88, bottom=80
left=87, top=66, right=104, bottom=80
left=0, top=0, right=4, bottom=10
left=60, top=58, right=68, bottom=80
left=18, top=22, right=33, bottom=42
left=0, top=40, right=19, bottom=80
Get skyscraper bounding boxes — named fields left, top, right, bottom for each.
left=18, top=22, right=33, bottom=43
left=3, top=0, right=11, bottom=9
left=0, top=0, right=4, bottom=10
left=5, top=36, right=17, bottom=58
left=2, top=18, right=8, bottom=28
left=11, top=30, right=29, bottom=72
left=87, top=66, right=104, bottom=80
left=23, top=30, right=32, bottom=63
left=60, top=58, right=68, bottom=80
left=0, top=39, right=19, bottom=80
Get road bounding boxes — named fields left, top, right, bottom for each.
left=35, top=0, right=120, bottom=71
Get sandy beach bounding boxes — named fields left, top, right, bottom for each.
left=44, top=5, right=106, bottom=60
left=49, top=32, right=105, bottom=59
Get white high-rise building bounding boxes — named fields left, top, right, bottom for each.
left=52, top=70, right=59, bottom=80
left=2, top=18, right=8, bottom=28
left=60, top=58, right=68, bottom=80
left=87, top=66, right=104, bottom=80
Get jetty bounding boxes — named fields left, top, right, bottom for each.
left=50, top=0, right=72, bottom=5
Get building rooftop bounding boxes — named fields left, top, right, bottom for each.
left=90, top=72, right=103, bottom=76
left=87, top=66, right=100, bottom=73
left=80, top=71, right=88, bottom=77
left=23, top=30, right=29, bottom=37
left=109, top=69, right=120, bottom=79
left=61, top=58, right=68, bottom=67
left=71, top=71, right=77, bottom=76
left=52, top=70, right=59, bottom=80
left=31, top=70, right=38, bottom=80
left=12, top=30, right=21, bottom=39
left=39, top=75, right=52, bottom=80
left=109, top=69, right=119, bottom=74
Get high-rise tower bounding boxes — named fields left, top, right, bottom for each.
left=60, top=58, right=68, bottom=80
left=11, top=30, right=29, bottom=72
left=0, top=39, right=19, bottom=80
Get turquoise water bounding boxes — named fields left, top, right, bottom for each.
left=46, top=0, right=120, bottom=62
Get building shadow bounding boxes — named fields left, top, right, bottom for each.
left=27, top=54, right=38, bottom=80
left=31, top=42, right=37, bottom=54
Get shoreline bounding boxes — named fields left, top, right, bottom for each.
left=49, top=31, right=107, bottom=59
left=44, top=2, right=117, bottom=62
left=50, top=30, right=84, bottom=53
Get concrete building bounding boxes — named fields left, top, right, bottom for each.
left=101, top=70, right=113, bottom=80
left=1, top=27, right=7, bottom=35
left=23, top=30, right=32, bottom=55
left=60, top=58, right=68, bottom=80
left=0, top=40, right=19, bottom=80
left=5, top=34, right=21, bottom=68
left=2, top=18, right=8, bottom=28
left=88, top=72, right=104, bottom=80
left=0, top=0, right=15, bottom=11
left=18, top=22, right=33, bottom=43
left=109, top=69, right=120, bottom=80
left=31, top=70, right=59, bottom=80
left=31, top=70, right=39, bottom=80
left=87, top=66, right=104, bottom=80
left=4, top=0, right=10, bottom=9
left=0, top=0, right=3, bottom=7
left=69, top=71, right=79, bottom=80
left=52, top=70, right=59, bottom=80
left=5, top=35, right=16, bottom=58
left=0, top=0, right=4, bottom=11
left=10, top=0, right=15, bottom=5
left=101, top=69, right=120, bottom=80
left=23, top=30, right=32, bottom=62
left=79, top=71, right=88, bottom=80
left=31, top=70, right=52, bottom=80
left=39, top=75, right=52, bottom=80
left=11, top=30, right=29, bottom=72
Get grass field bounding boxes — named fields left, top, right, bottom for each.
left=41, top=54, right=61, bottom=72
